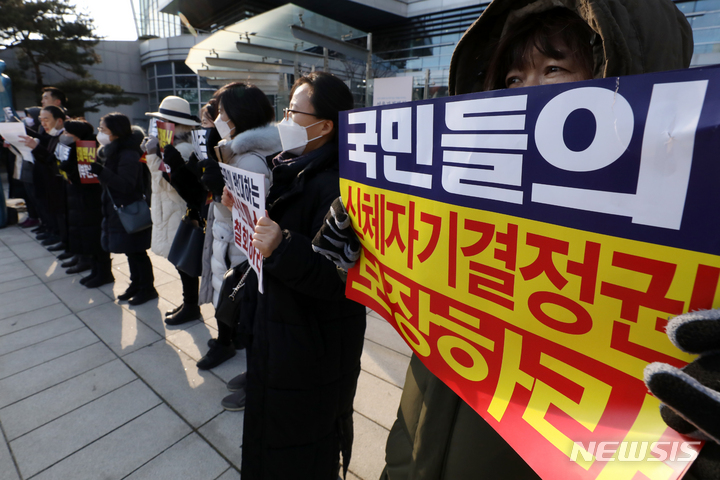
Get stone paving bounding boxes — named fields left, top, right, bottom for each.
left=0, top=220, right=412, bottom=479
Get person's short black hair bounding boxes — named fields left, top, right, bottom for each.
left=42, top=105, right=66, bottom=121
left=203, top=98, right=218, bottom=122
left=290, top=72, right=354, bottom=141
left=101, top=112, right=132, bottom=139
left=483, top=8, right=595, bottom=91
left=42, top=86, right=66, bottom=106
left=213, top=83, right=274, bottom=137
left=64, top=119, right=95, bottom=141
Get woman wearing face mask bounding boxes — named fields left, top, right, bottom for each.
left=232, top=71, right=366, bottom=480
left=57, top=120, right=112, bottom=288
left=90, top=113, right=156, bottom=305
left=195, top=82, right=281, bottom=370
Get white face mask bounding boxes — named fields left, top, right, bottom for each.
left=214, top=114, right=235, bottom=140
left=23, top=117, right=34, bottom=127
left=48, top=123, right=62, bottom=136
left=97, top=132, right=111, bottom=146
left=277, top=117, right=325, bottom=156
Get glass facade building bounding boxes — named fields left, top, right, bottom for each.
left=145, top=60, right=218, bottom=117
left=132, top=0, right=183, bottom=39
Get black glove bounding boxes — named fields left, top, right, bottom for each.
left=162, top=144, right=185, bottom=171
left=312, top=196, right=361, bottom=271
left=186, top=152, right=201, bottom=179
left=644, top=309, right=720, bottom=478
left=205, top=127, right=221, bottom=162
left=198, top=157, right=225, bottom=199
left=89, top=162, right=104, bottom=175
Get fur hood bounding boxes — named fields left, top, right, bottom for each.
left=449, top=0, right=693, bottom=95
left=230, top=122, right=281, bottom=158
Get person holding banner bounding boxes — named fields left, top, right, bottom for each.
left=234, top=71, right=366, bottom=480
left=57, top=120, right=112, bottom=288
left=142, top=96, right=204, bottom=324
left=195, top=82, right=280, bottom=371
left=90, top=113, right=156, bottom=305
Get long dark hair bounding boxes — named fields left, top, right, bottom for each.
left=483, top=8, right=595, bottom=91
left=214, top=82, right=274, bottom=137
left=290, top=72, right=354, bottom=141
left=101, top=112, right=132, bottom=139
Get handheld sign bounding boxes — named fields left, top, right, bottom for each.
left=339, top=65, right=720, bottom=480
left=76, top=140, right=99, bottom=184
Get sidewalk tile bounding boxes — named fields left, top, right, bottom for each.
left=122, top=340, right=227, bottom=427
left=347, top=472, right=361, bottom=480
left=198, top=411, right=244, bottom=468
left=76, top=302, right=162, bottom=356
left=366, top=312, right=413, bottom=357
left=0, top=342, right=113, bottom=409
left=0, top=274, right=40, bottom=294
left=0, top=283, right=59, bottom=321
left=124, top=433, right=229, bottom=480
left=348, top=412, right=389, bottom=480
left=156, top=279, right=183, bottom=305
left=0, top=328, right=99, bottom=381
left=10, top=379, right=161, bottom=479
left=30, top=405, right=190, bottom=480
left=353, top=371, right=403, bottom=430
left=165, top=322, right=221, bottom=362
left=216, top=468, right=241, bottom=480
left=149, top=254, right=182, bottom=278
left=46, top=275, right=112, bottom=313
left=0, top=255, right=21, bottom=267
left=0, top=263, right=34, bottom=286
left=25, top=255, right=71, bottom=282
left=0, top=359, right=137, bottom=441
left=0, top=315, right=83, bottom=357
left=360, top=340, right=411, bottom=389
left=123, top=295, right=198, bottom=336
left=0, top=303, right=71, bottom=337
left=6, top=242, right=54, bottom=262
left=0, top=435, right=20, bottom=480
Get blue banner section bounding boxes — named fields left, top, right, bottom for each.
left=339, top=66, right=720, bottom=256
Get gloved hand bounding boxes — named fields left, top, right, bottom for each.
left=141, top=136, right=159, bottom=155
left=198, top=157, right=225, bottom=199
left=89, top=162, right=104, bottom=175
left=645, top=309, right=720, bottom=478
left=311, top=196, right=361, bottom=272
left=162, top=144, right=184, bottom=171
left=186, top=152, right=201, bottom=179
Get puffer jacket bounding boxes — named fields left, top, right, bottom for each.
left=198, top=123, right=280, bottom=306
left=145, top=141, right=194, bottom=258
left=383, top=1, right=694, bottom=479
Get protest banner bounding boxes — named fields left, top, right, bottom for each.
left=339, top=65, right=720, bottom=479
left=191, top=129, right=208, bottom=160
left=76, top=140, right=99, bottom=184
left=218, top=162, right=266, bottom=293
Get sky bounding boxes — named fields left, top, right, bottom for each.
left=70, top=0, right=138, bottom=41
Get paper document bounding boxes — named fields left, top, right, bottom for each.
left=0, top=122, right=34, bottom=161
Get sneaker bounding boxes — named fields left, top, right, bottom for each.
left=196, top=344, right=235, bottom=370
left=227, top=372, right=247, bottom=392
left=128, top=288, right=159, bottom=306
left=221, top=390, right=246, bottom=411
left=19, top=218, right=39, bottom=228
left=165, top=305, right=201, bottom=325
left=117, top=285, right=139, bottom=301
left=165, top=303, right=183, bottom=317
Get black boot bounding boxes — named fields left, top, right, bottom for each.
left=57, top=251, right=74, bottom=261
left=84, top=273, right=114, bottom=288
left=128, top=288, right=159, bottom=306
left=117, top=284, right=140, bottom=301
left=61, top=256, right=78, bottom=268
left=165, top=304, right=201, bottom=325
left=66, top=255, right=92, bottom=274
left=165, top=303, right=183, bottom=317
left=196, top=343, right=236, bottom=370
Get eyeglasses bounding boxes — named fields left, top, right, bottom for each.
left=283, top=108, right=319, bottom=120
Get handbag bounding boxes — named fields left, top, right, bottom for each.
left=167, top=211, right=205, bottom=277
left=105, top=188, right=152, bottom=234
left=215, top=261, right=251, bottom=328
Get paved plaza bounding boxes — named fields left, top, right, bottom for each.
left=0, top=211, right=411, bottom=479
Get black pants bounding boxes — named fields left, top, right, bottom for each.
left=178, top=269, right=199, bottom=306
left=22, top=180, right=38, bottom=219
left=126, top=251, right=154, bottom=290
left=91, top=250, right=112, bottom=279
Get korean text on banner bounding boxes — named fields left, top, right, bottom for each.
left=156, top=121, right=175, bottom=154
left=76, top=140, right=99, bottom=184
left=339, top=65, right=720, bottom=480
left=218, top=162, right=266, bottom=293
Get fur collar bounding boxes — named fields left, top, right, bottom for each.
left=230, top=123, right=281, bottom=156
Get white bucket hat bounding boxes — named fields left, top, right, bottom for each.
left=146, top=95, right=201, bottom=126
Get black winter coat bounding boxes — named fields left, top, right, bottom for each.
left=59, top=144, right=103, bottom=255
left=97, top=138, right=151, bottom=254
left=241, top=143, right=367, bottom=480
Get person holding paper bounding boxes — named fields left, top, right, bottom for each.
left=90, top=113, right=156, bottom=305
left=233, top=72, right=366, bottom=480
left=195, top=82, right=280, bottom=371
left=142, top=96, right=204, bottom=324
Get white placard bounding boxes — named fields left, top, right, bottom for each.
left=373, top=76, right=414, bottom=106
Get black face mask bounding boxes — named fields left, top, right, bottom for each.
left=205, top=127, right=220, bottom=162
